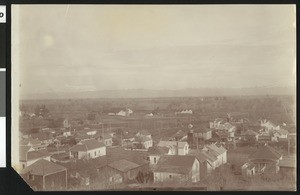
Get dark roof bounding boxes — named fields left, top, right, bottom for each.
left=148, top=146, right=170, bottom=155
left=108, top=159, right=140, bottom=172
left=248, top=145, right=282, bottom=161
left=171, top=130, right=187, bottom=138
left=205, top=144, right=227, bottom=155
left=21, top=159, right=66, bottom=176
left=189, top=149, right=210, bottom=163
left=154, top=155, right=197, bottom=175
left=27, top=149, right=51, bottom=161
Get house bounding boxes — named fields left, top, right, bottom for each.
left=273, top=129, right=289, bottom=139
left=202, top=143, right=227, bottom=166
left=103, top=158, right=149, bottom=183
left=69, top=139, right=106, bottom=160
left=30, top=132, right=54, bottom=145
left=100, top=134, right=113, bottom=147
left=248, top=144, right=283, bottom=174
left=169, top=130, right=187, bottom=141
left=132, top=136, right=153, bottom=149
left=175, top=110, right=193, bottom=115
left=20, top=137, right=47, bottom=150
left=19, top=147, right=51, bottom=170
left=135, top=130, right=151, bottom=139
left=192, top=128, right=212, bottom=141
left=157, top=140, right=189, bottom=155
left=147, top=146, right=171, bottom=165
left=214, top=131, right=232, bottom=143
left=260, top=119, right=281, bottom=132
left=153, top=155, right=200, bottom=183
left=21, top=159, right=67, bottom=190
left=116, top=110, right=127, bottom=117
left=241, top=129, right=259, bottom=142
left=197, top=149, right=219, bottom=170
left=188, top=149, right=214, bottom=180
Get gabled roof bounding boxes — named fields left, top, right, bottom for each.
left=200, top=150, right=218, bottom=163
left=108, top=159, right=140, bottom=172
left=215, top=131, right=230, bottom=138
left=21, top=159, right=66, bottom=176
left=157, top=141, right=188, bottom=148
left=248, top=145, right=282, bottom=161
left=206, top=144, right=227, bottom=155
left=154, top=155, right=197, bottom=175
left=70, top=139, right=105, bottom=152
left=27, top=149, right=51, bottom=161
left=189, top=149, right=210, bottom=163
left=171, top=130, right=187, bottom=138
left=148, top=146, right=170, bottom=155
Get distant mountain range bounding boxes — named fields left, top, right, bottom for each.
left=22, top=86, right=295, bottom=100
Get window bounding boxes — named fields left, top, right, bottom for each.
left=22, top=164, right=25, bottom=169
left=95, top=151, right=96, bottom=156
left=169, top=175, right=172, bottom=179
left=28, top=174, right=34, bottom=180
left=154, top=157, right=156, bottom=163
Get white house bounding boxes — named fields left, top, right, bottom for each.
left=260, top=119, right=281, bottom=132
left=135, top=130, right=152, bottom=139
left=157, top=140, right=189, bottom=155
left=69, top=139, right=106, bottom=159
left=153, top=155, right=200, bottom=183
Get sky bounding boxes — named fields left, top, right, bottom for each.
left=13, top=5, right=296, bottom=96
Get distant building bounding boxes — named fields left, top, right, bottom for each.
left=30, top=132, right=54, bottom=145
left=260, top=119, right=281, bottom=133
left=19, top=137, right=47, bottom=150
left=69, top=139, right=106, bottom=160
left=132, top=136, right=153, bottom=149
left=19, top=146, right=51, bottom=170
left=103, top=158, right=149, bottom=183
left=202, top=143, right=227, bottom=166
left=20, top=159, right=67, bottom=190
left=157, top=140, right=189, bottom=155
left=153, top=155, right=200, bottom=183
left=248, top=145, right=282, bottom=174
left=169, top=130, right=187, bottom=141
left=175, top=110, right=193, bottom=115
left=135, top=130, right=152, bottom=139
left=147, top=146, right=171, bottom=165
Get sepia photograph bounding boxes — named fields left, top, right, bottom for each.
left=11, top=5, right=296, bottom=191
